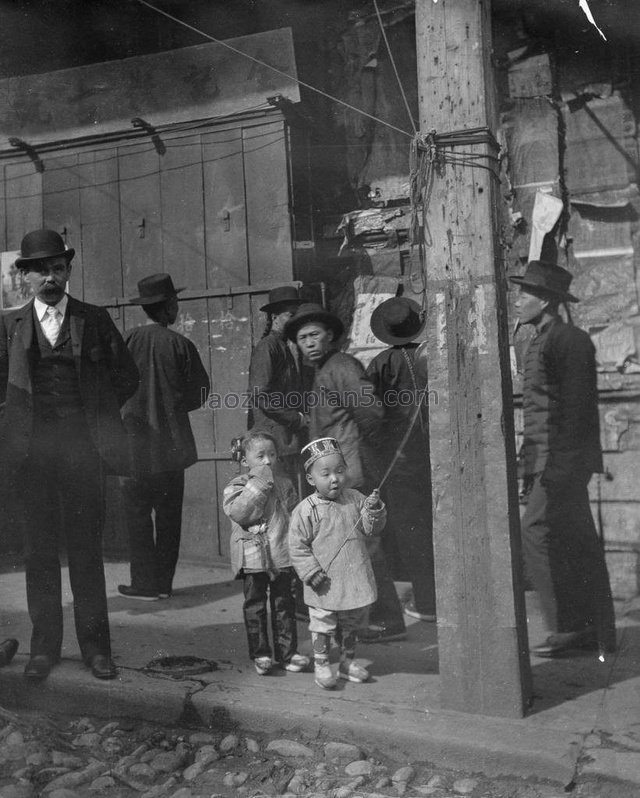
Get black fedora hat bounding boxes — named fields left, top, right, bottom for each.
left=510, top=260, right=579, bottom=303
left=260, top=285, right=303, bottom=313
left=370, top=297, right=425, bottom=346
left=284, top=302, right=344, bottom=341
left=129, top=273, right=185, bottom=305
left=15, top=229, right=75, bottom=269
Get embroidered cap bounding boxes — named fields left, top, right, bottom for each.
left=301, top=437, right=343, bottom=471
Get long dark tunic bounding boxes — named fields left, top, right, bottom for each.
left=247, top=331, right=307, bottom=458
left=122, top=324, right=210, bottom=474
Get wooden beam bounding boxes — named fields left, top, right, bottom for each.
left=415, top=0, right=531, bottom=717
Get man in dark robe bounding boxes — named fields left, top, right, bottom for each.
left=118, top=273, right=210, bottom=601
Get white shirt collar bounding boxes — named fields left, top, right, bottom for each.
left=34, top=294, right=68, bottom=322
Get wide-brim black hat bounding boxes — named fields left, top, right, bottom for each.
left=370, top=297, right=425, bottom=345
left=15, top=229, right=75, bottom=269
left=260, top=285, right=303, bottom=313
left=129, top=273, right=186, bottom=305
left=510, top=260, right=579, bottom=302
left=284, top=302, right=344, bottom=341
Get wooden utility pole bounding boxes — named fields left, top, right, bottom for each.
left=415, top=0, right=532, bottom=717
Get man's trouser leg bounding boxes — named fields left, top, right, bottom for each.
left=366, top=537, right=406, bottom=631
left=151, top=470, right=185, bottom=595
left=24, top=415, right=111, bottom=663
left=385, top=473, right=436, bottom=615
left=121, top=475, right=157, bottom=592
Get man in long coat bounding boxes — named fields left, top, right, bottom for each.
left=365, top=297, right=436, bottom=623
left=0, top=229, right=139, bottom=681
left=247, top=286, right=307, bottom=480
left=118, top=273, right=210, bottom=600
left=511, top=260, right=616, bottom=657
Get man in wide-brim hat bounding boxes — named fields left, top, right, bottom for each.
left=119, top=273, right=210, bottom=602
left=0, top=229, right=139, bottom=682
left=285, top=302, right=408, bottom=641
left=364, top=297, right=436, bottom=637
left=510, top=260, right=616, bottom=658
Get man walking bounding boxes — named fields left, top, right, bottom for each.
left=511, top=260, right=616, bottom=657
left=0, top=229, right=139, bottom=681
left=118, top=274, right=210, bottom=601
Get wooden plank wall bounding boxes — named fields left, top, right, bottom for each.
left=0, top=113, right=293, bottom=565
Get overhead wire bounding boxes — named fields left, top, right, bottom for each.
left=133, top=0, right=413, bottom=140
left=372, top=0, right=417, bottom=134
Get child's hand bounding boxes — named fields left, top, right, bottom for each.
left=247, top=521, right=267, bottom=536
left=364, top=489, right=381, bottom=510
left=307, top=570, right=329, bottom=590
left=249, top=464, right=274, bottom=485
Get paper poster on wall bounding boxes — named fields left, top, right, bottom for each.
left=346, top=290, right=396, bottom=367
left=1, top=251, right=33, bottom=309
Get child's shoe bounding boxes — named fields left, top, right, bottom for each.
left=283, top=653, right=311, bottom=672
left=314, top=658, right=337, bottom=689
left=254, top=656, right=273, bottom=675
left=338, top=658, right=369, bottom=683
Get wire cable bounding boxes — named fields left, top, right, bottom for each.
left=134, top=0, right=413, bottom=139
left=372, top=0, right=417, bottom=134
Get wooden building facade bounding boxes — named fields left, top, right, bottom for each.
left=0, top=29, right=305, bottom=563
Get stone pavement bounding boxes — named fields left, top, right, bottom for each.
left=1, top=559, right=640, bottom=791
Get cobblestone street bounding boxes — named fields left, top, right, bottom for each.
left=0, top=708, right=633, bottom=798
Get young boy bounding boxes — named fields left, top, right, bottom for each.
left=289, top=437, right=386, bottom=689
left=224, top=431, right=310, bottom=676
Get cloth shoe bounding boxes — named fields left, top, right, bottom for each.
left=314, top=658, right=337, bottom=689
left=254, top=656, right=273, bottom=675
left=118, top=585, right=159, bottom=601
left=358, top=623, right=407, bottom=644
left=530, top=628, right=599, bottom=658
left=338, top=658, right=369, bottom=683
left=282, top=653, right=311, bottom=672
left=403, top=601, right=436, bottom=622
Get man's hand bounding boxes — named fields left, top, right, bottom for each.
left=307, top=570, right=329, bottom=590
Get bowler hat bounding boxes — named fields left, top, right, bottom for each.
left=15, top=229, right=75, bottom=269
left=510, top=260, right=579, bottom=302
left=370, top=297, right=425, bottom=346
left=284, top=302, right=344, bottom=341
left=260, top=285, right=303, bottom=313
left=129, top=273, right=185, bottom=305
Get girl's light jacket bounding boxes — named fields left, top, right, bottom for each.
left=224, top=465, right=298, bottom=578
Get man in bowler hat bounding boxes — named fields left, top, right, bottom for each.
left=511, top=260, right=616, bottom=657
left=118, top=274, right=210, bottom=600
left=0, top=229, right=139, bottom=681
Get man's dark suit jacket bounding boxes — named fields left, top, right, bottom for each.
left=0, top=296, right=139, bottom=475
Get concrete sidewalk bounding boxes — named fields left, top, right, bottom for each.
left=2, top=559, right=640, bottom=789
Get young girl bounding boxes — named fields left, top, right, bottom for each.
left=224, top=431, right=310, bottom=675
left=289, top=437, right=386, bottom=689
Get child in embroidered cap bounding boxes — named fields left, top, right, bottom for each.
left=224, top=431, right=311, bottom=676
left=289, top=437, right=386, bottom=689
